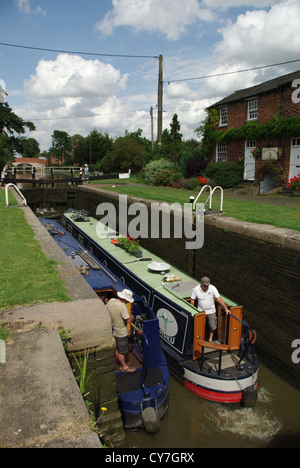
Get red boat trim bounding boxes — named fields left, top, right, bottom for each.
left=185, top=380, right=243, bottom=404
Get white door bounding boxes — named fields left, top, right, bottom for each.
left=290, top=138, right=300, bottom=180
left=244, top=141, right=256, bottom=181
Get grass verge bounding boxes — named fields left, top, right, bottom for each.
left=99, top=184, right=300, bottom=231
left=0, top=189, right=70, bottom=310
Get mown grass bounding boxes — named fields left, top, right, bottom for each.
left=0, top=189, right=70, bottom=310
left=99, top=184, right=300, bottom=231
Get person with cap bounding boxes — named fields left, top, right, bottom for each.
left=191, top=277, right=230, bottom=342
left=106, top=289, right=136, bottom=373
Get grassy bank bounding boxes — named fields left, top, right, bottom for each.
left=98, top=183, right=300, bottom=231
left=0, top=189, right=70, bottom=310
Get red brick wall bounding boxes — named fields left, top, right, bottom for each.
left=212, top=81, right=300, bottom=179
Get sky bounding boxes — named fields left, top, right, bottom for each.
left=1, top=0, right=300, bottom=152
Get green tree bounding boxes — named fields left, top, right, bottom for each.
left=20, top=137, right=40, bottom=158
left=50, top=130, right=71, bottom=165
left=101, top=137, right=145, bottom=173
left=73, top=130, right=113, bottom=166
left=0, top=102, right=36, bottom=175
left=170, top=113, right=182, bottom=143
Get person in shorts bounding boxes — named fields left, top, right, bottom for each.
left=106, top=289, right=135, bottom=373
left=191, top=277, right=230, bottom=342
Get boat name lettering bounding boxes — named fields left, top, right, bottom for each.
left=160, top=329, right=175, bottom=345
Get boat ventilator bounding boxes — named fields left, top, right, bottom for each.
left=5, top=183, right=27, bottom=207
left=192, top=185, right=223, bottom=213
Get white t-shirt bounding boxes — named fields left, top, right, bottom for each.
left=191, top=284, right=220, bottom=315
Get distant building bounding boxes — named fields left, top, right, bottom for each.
left=208, top=70, right=300, bottom=191
left=12, top=158, right=47, bottom=171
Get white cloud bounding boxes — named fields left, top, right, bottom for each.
left=24, top=54, right=128, bottom=99
left=96, top=0, right=215, bottom=41
left=14, top=0, right=46, bottom=15
left=215, top=0, right=300, bottom=65
left=18, top=54, right=133, bottom=150
left=202, top=0, right=278, bottom=9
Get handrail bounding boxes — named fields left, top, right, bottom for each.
left=229, top=312, right=257, bottom=364
left=5, top=183, right=27, bottom=207
left=192, top=185, right=224, bottom=212
left=198, top=340, right=229, bottom=351
left=193, top=185, right=211, bottom=211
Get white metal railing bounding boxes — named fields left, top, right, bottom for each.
left=193, top=185, right=223, bottom=213
left=5, top=183, right=27, bottom=207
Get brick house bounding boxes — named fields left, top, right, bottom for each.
left=208, top=70, right=300, bottom=190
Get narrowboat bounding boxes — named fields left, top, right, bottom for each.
left=40, top=216, right=169, bottom=433
left=48, top=209, right=259, bottom=407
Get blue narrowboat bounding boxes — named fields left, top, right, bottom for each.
left=40, top=215, right=169, bottom=432
left=43, top=209, right=259, bottom=407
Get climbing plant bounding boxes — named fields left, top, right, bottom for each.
left=212, top=116, right=300, bottom=143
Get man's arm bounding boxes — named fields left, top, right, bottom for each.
left=126, top=315, right=134, bottom=325
left=216, top=296, right=230, bottom=315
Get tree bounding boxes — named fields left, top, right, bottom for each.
left=50, top=130, right=71, bottom=165
left=73, top=131, right=113, bottom=166
left=20, top=137, right=40, bottom=158
left=163, top=114, right=183, bottom=164
left=170, top=113, right=182, bottom=143
left=100, top=137, right=146, bottom=173
left=0, top=102, right=36, bottom=175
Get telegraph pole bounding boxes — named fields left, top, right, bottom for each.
left=150, top=106, right=154, bottom=150
left=157, top=55, right=163, bottom=145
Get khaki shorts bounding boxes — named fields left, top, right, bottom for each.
left=206, top=313, right=217, bottom=331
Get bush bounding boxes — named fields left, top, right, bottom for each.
left=143, top=159, right=178, bottom=185
left=180, top=178, right=199, bottom=190
left=154, top=168, right=181, bottom=186
left=204, top=161, right=243, bottom=188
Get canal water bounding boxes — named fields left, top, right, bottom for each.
left=125, top=363, right=300, bottom=448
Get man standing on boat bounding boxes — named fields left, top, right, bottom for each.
left=106, top=289, right=136, bottom=373
left=191, top=277, right=230, bottom=342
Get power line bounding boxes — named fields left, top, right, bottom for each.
left=28, top=108, right=150, bottom=122
left=165, top=58, right=300, bottom=84
left=0, top=42, right=159, bottom=60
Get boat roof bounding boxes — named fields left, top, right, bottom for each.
left=63, top=211, right=238, bottom=315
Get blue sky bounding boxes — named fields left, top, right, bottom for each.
left=1, top=0, right=300, bottom=151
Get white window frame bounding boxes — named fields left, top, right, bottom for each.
left=291, top=137, right=300, bottom=147
left=216, top=142, right=227, bottom=162
left=219, top=107, right=228, bottom=127
left=247, top=99, right=258, bottom=121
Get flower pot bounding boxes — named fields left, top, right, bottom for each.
left=133, top=250, right=142, bottom=258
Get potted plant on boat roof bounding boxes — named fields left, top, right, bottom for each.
left=118, top=236, right=142, bottom=258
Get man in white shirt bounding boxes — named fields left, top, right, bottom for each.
left=191, top=277, right=230, bottom=342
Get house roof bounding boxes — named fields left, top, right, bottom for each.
left=209, top=69, right=300, bottom=108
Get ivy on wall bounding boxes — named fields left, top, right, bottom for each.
left=212, top=116, right=300, bottom=143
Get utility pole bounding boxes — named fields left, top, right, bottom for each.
left=157, top=54, right=163, bottom=146
left=150, top=106, right=154, bottom=150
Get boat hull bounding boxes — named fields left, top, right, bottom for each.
left=184, top=370, right=259, bottom=404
